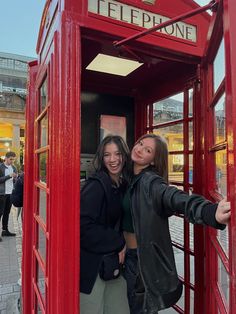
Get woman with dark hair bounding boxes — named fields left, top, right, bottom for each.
left=122, top=134, right=231, bottom=314
left=80, top=135, right=131, bottom=314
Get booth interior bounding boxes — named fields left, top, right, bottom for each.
left=80, top=29, right=199, bottom=180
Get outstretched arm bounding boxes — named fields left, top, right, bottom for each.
left=215, top=197, right=231, bottom=225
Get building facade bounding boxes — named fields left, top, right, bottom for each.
left=0, top=52, right=34, bottom=163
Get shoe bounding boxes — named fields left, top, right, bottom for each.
left=2, top=230, right=16, bottom=237
left=0, top=236, right=2, bottom=242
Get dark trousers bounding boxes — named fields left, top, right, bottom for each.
left=124, top=249, right=159, bottom=314
left=123, top=249, right=144, bottom=314
left=0, top=194, right=12, bottom=230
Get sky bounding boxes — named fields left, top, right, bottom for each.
left=0, top=0, right=208, bottom=59
left=0, top=1, right=46, bottom=58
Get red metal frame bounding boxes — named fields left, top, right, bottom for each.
left=224, top=0, right=236, bottom=311
left=23, top=0, right=236, bottom=313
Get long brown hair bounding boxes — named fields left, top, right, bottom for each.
left=93, top=135, right=131, bottom=182
left=135, top=134, right=168, bottom=182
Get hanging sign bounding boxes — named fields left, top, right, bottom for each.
left=88, top=0, right=197, bottom=42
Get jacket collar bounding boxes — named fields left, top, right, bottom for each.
left=130, top=166, right=157, bottom=188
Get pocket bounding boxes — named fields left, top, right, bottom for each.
left=99, top=253, right=121, bottom=281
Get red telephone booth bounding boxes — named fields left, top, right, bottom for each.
left=23, top=0, right=236, bottom=313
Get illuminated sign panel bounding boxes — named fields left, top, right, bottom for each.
left=88, top=0, right=197, bottom=42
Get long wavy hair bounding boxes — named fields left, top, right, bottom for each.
left=134, top=134, right=168, bottom=182
left=93, top=135, right=131, bottom=182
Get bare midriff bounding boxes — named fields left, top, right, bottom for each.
left=124, top=231, right=138, bottom=249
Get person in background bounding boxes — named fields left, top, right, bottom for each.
left=11, top=168, right=24, bottom=220
left=0, top=151, right=18, bottom=241
left=123, top=134, right=231, bottom=314
left=80, top=135, right=131, bottom=314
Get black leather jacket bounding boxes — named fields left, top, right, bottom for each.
left=130, top=168, right=225, bottom=313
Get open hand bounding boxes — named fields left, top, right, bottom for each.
left=215, top=197, right=231, bottom=224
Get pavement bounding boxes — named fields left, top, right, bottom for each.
left=0, top=207, right=22, bottom=314
left=0, top=209, right=182, bottom=314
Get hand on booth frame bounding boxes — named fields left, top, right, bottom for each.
left=215, top=197, right=231, bottom=225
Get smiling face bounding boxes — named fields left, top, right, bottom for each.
left=103, top=142, right=123, bottom=181
left=131, top=137, right=156, bottom=173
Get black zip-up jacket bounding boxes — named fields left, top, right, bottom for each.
left=130, top=168, right=225, bottom=313
left=80, top=171, right=126, bottom=294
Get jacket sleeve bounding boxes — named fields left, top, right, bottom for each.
left=152, top=181, right=225, bottom=230
left=0, top=172, right=11, bottom=183
left=11, top=176, right=24, bottom=207
left=80, top=180, right=125, bottom=254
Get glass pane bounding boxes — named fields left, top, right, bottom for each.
left=218, top=256, right=229, bottom=305
left=36, top=298, right=43, bottom=313
left=190, top=254, right=195, bottom=285
left=173, top=247, right=184, bottom=279
left=176, top=275, right=184, bottom=310
left=169, top=216, right=184, bottom=245
left=189, top=88, right=193, bottom=117
left=153, top=93, right=183, bottom=124
left=189, top=121, right=193, bottom=150
left=40, top=113, right=48, bottom=147
left=214, top=40, right=225, bottom=92
left=38, top=225, right=46, bottom=263
left=39, top=77, right=47, bottom=112
left=154, top=124, right=183, bottom=151
left=189, top=154, right=193, bottom=184
left=214, top=94, right=225, bottom=144
left=215, top=150, right=227, bottom=196
left=217, top=227, right=229, bottom=257
left=39, top=152, right=47, bottom=184
left=169, top=154, right=184, bottom=182
left=39, top=189, right=47, bottom=224
left=37, top=262, right=46, bottom=304
left=189, top=223, right=194, bottom=251
left=147, top=105, right=149, bottom=127
left=190, top=289, right=194, bottom=314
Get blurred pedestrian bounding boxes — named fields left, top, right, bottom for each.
left=0, top=151, right=17, bottom=241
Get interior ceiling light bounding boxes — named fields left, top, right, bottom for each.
left=86, top=53, right=143, bottom=76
